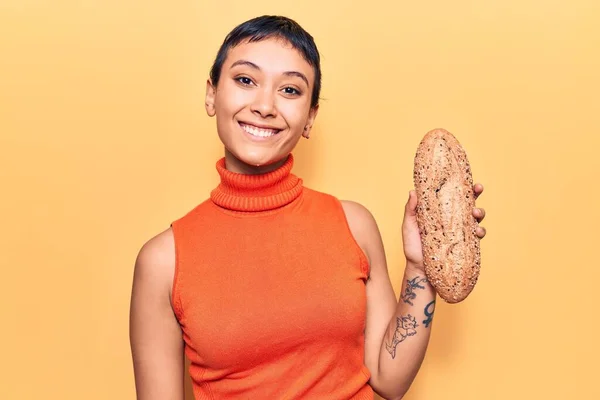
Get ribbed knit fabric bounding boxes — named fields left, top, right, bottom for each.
left=171, top=154, right=374, bottom=399
left=210, top=154, right=304, bottom=212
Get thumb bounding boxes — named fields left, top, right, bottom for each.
left=405, top=190, right=418, bottom=217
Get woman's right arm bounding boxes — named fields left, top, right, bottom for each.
left=129, top=228, right=185, bottom=400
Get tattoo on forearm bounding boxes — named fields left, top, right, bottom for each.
left=385, top=314, right=418, bottom=359
left=402, top=276, right=428, bottom=305
left=423, top=300, right=435, bottom=328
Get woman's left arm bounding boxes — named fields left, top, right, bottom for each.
left=341, top=184, right=486, bottom=400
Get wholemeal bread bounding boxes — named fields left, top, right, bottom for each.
left=413, top=128, right=481, bottom=303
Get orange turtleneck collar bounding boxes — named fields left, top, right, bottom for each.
left=210, top=154, right=304, bottom=212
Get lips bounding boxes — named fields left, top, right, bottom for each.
left=239, top=122, right=282, bottom=138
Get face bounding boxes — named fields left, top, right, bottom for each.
left=205, top=37, right=319, bottom=173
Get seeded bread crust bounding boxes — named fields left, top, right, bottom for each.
left=413, top=128, right=481, bottom=303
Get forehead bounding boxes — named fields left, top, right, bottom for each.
left=224, top=37, right=314, bottom=81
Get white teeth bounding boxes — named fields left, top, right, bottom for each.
left=241, top=123, right=279, bottom=138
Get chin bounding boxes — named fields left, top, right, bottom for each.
left=230, top=147, right=288, bottom=169
left=244, top=152, right=283, bottom=167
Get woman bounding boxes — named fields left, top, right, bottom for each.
left=129, top=15, right=487, bottom=400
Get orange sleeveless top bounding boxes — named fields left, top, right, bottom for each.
left=170, top=154, right=373, bottom=399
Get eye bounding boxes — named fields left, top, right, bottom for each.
left=235, top=76, right=254, bottom=86
left=282, top=86, right=301, bottom=96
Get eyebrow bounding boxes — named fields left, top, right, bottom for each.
left=230, top=59, right=310, bottom=88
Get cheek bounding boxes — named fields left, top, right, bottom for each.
left=278, top=101, right=310, bottom=130
left=215, top=84, right=251, bottom=116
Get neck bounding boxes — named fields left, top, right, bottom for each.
left=224, top=149, right=289, bottom=175
left=210, top=152, right=303, bottom=212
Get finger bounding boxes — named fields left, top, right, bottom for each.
left=405, top=190, right=417, bottom=217
left=473, top=183, right=484, bottom=199
left=476, top=226, right=486, bottom=239
left=473, top=207, right=486, bottom=222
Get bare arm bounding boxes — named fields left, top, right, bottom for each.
left=376, top=264, right=436, bottom=398
left=129, top=228, right=185, bottom=400
left=343, top=186, right=486, bottom=399
left=342, top=201, right=434, bottom=400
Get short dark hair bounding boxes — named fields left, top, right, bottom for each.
left=209, top=15, right=322, bottom=108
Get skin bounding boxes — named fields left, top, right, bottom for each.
left=129, top=36, right=487, bottom=400
left=205, top=37, right=319, bottom=174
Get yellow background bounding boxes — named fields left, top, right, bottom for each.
left=2, top=0, right=599, bottom=399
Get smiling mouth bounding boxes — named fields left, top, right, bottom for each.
left=239, top=122, right=282, bottom=138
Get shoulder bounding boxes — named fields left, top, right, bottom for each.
left=339, top=200, right=380, bottom=235
left=301, top=187, right=381, bottom=239
left=136, top=228, right=175, bottom=268
left=171, top=199, right=214, bottom=225
left=339, top=200, right=384, bottom=265
left=133, top=227, right=176, bottom=301
left=339, top=199, right=377, bottom=225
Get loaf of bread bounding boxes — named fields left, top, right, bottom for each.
left=413, top=128, right=481, bottom=303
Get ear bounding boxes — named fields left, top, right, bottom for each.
left=302, top=104, right=320, bottom=138
left=205, top=79, right=216, bottom=117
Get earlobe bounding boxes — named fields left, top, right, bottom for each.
left=303, top=105, right=319, bottom=139
left=205, top=79, right=216, bottom=117
left=302, top=126, right=310, bottom=139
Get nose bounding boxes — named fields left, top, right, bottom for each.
left=251, top=87, right=277, bottom=118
